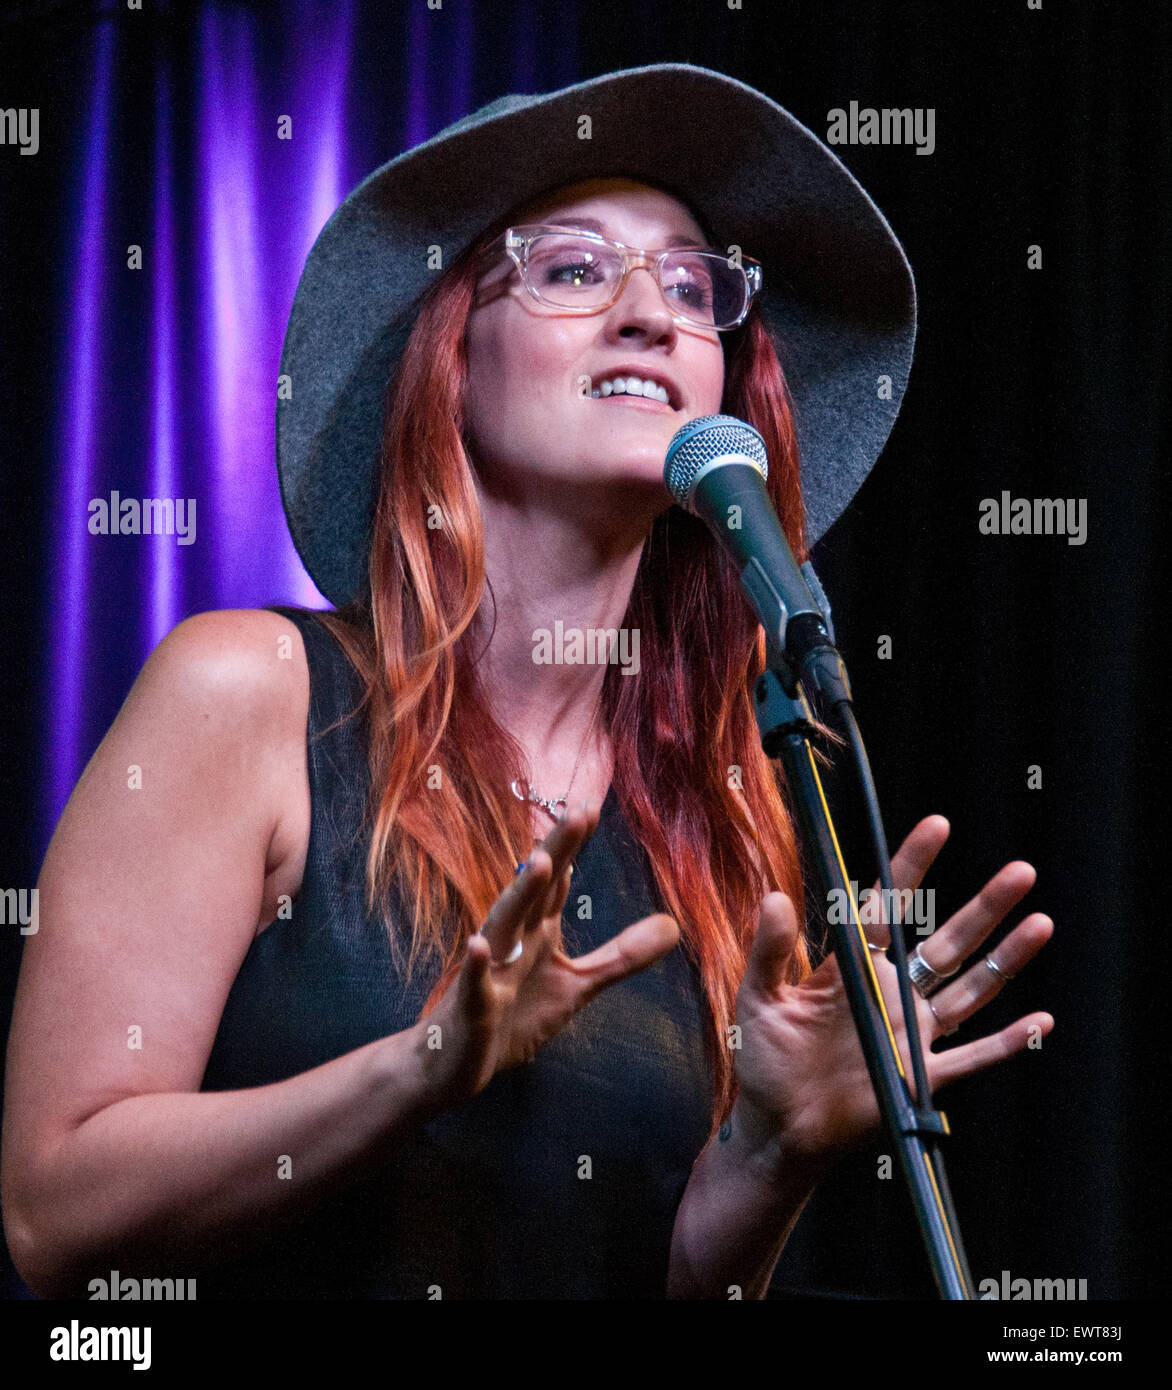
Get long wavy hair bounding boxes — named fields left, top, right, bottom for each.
left=313, top=197, right=818, bottom=1135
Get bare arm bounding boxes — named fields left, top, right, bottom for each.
left=6, top=1031, right=436, bottom=1297
left=1, top=610, right=438, bottom=1297
left=667, top=1102, right=823, bottom=1300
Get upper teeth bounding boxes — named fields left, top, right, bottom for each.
left=592, top=375, right=672, bottom=407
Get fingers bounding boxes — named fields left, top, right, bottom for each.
left=477, top=800, right=600, bottom=966
left=535, top=799, right=599, bottom=921
left=478, top=849, right=554, bottom=966
left=871, top=816, right=950, bottom=900
left=923, top=913, right=1053, bottom=1036
left=568, top=912, right=681, bottom=1003
left=928, top=1011, right=1055, bottom=1090
left=919, top=861, right=1038, bottom=979
left=866, top=816, right=950, bottom=947
left=864, top=820, right=1036, bottom=978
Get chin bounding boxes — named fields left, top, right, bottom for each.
left=602, top=458, right=672, bottom=489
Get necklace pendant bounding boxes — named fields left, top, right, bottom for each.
left=510, top=779, right=566, bottom=820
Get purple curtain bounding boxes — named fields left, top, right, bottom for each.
left=38, top=0, right=576, bottom=842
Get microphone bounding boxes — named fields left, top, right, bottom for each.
left=664, top=413, right=852, bottom=708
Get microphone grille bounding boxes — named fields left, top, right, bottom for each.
left=663, top=414, right=769, bottom=508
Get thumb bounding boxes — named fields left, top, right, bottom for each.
left=572, top=912, right=680, bottom=998
left=744, top=891, right=801, bottom=1000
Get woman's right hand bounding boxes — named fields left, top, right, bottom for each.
left=418, top=800, right=680, bottom=1107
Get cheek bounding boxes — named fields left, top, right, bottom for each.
left=706, top=353, right=727, bottom=412
left=470, top=327, right=580, bottom=418
left=463, top=327, right=509, bottom=429
left=462, top=328, right=555, bottom=458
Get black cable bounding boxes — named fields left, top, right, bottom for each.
left=834, top=698, right=934, bottom=1110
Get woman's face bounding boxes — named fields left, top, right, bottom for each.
left=462, top=178, right=725, bottom=513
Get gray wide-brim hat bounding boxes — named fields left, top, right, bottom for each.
left=277, top=62, right=916, bottom=609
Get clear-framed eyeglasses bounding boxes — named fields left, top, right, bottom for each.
left=502, top=224, right=763, bottom=332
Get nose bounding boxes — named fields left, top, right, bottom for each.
left=607, top=263, right=678, bottom=341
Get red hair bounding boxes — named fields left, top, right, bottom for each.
left=315, top=206, right=816, bottom=1136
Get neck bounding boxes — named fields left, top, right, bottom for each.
left=471, top=483, right=650, bottom=795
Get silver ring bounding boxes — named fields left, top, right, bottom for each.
left=908, top=943, right=955, bottom=998
left=927, top=998, right=958, bottom=1037
left=866, top=941, right=886, bottom=954
left=492, top=938, right=524, bottom=967
left=985, top=954, right=1014, bottom=983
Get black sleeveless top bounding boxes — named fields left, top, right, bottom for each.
left=199, top=606, right=715, bottom=1299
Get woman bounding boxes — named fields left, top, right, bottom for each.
left=2, top=65, right=1053, bottom=1300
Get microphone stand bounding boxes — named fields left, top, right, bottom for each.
left=752, top=632, right=975, bottom=1300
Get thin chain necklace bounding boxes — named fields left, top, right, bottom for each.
left=510, top=681, right=605, bottom=821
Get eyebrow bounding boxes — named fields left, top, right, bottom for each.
left=544, top=216, right=709, bottom=250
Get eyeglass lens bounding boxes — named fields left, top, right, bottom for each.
left=522, top=232, right=749, bottom=328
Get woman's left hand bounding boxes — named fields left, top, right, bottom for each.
left=730, top=815, right=1055, bottom=1175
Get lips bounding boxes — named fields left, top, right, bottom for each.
left=593, top=391, right=674, bottom=414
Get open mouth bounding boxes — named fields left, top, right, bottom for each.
left=590, top=374, right=678, bottom=411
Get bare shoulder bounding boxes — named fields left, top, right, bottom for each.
left=107, top=606, right=312, bottom=929
left=130, top=607, right=310, bottom=781
left=157, top=608, right=311, bottom=922
left=139, top=607, right=309, bottom=727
